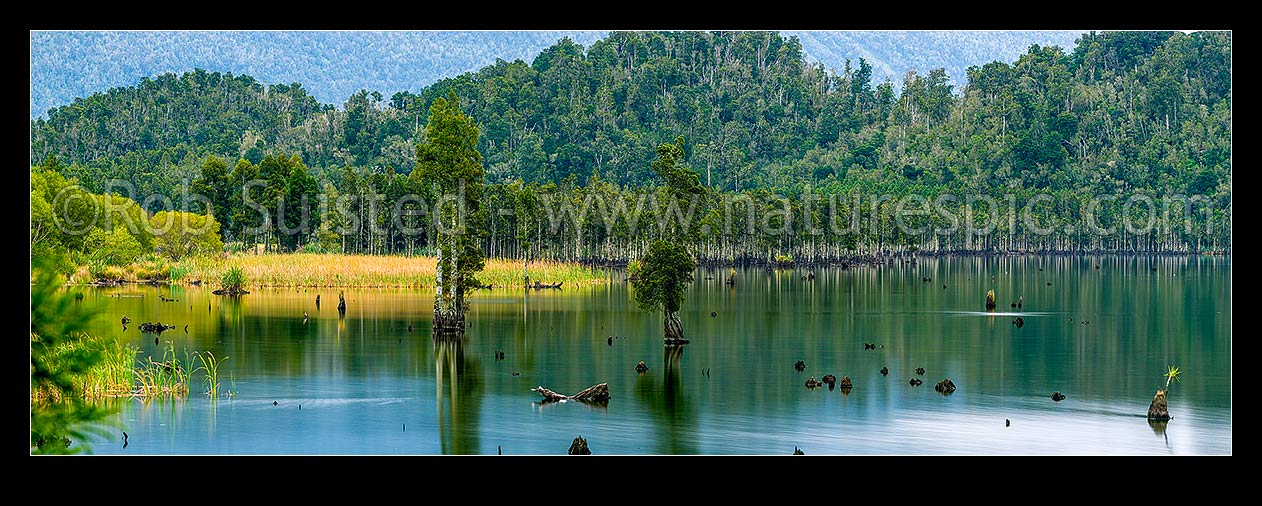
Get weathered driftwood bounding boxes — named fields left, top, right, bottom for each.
left=532, top=382, right=610, bottom=403
left=571, top=383, right=609, bottom=401
left=1147, top=389, right=1170, bottom=421
left=212, top=286, right=249, bottom=296
left=532, top=386, right=568, bottom=402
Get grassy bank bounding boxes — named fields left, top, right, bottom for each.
left=31, top=334, right=138, bottom=401
left=171, top=253, right=609, bottom=288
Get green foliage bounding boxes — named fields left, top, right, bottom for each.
left=86, top=226, right=145, bottom=266
left=30, top=255, right=115, bottom=454
left=193, top=351, right=230, bottom=398
left=1163, top=365, right=1183, bottom=394
left=630, top=240, right=697, bottom=315
left=151, top=210, right=224, bottom=259
left=221, top=265, right=247, bottom=290
left=413, top=92, right=487, bottom=298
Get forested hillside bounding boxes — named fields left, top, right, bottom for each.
left=30, top=30, right=1231, bottom=261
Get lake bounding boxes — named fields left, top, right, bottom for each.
left=73, top=255, right=1231, bottom=455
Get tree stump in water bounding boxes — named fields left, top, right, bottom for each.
left=663, top=312, right=689, bottom=345
left=804, top=377, right=822, bottom=389
left=568, top=436, right=591, bottom=455
left=880, top=366, right=889, bottom=376
left=337, top=291, right=346, bottom=314
left=793, top=447, right=805, bottom=455
left=986, top=289, right=996, bottom=310
left=821, top=374, right=837, bottom=388
left=935, top=378, right=957, bottom=394
left=794, top=360, right=806, bottom=372
left=1147, top=389, right=1170, bottom=421
left=1051, top=391, right=1066, bottom=402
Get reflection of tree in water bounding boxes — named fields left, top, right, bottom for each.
left=632, top=345, right=696, bottom=454
left=434, top=333, right=481, bottom=454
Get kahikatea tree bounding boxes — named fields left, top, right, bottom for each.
left=632, top=239, right=697, bottom=344
left=412, top=91, right=486, bottom=332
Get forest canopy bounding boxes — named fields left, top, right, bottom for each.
left=30, top=30, right=1231, bottom=260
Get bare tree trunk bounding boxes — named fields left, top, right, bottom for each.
left=664, top=311, right=686, bottom=343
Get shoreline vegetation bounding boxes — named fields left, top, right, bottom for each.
left=66, top=250, right=1228, bottom=288
left=72, top=253, right=612, bottom=288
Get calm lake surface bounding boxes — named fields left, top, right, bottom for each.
left=76, top=255, right=1231, bottom=455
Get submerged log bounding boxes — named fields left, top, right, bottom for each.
left=532, top=383, right=610, bottom=403
left=1147, top=389, right=1170, bottom=421
left=212, top=286, right=249, bottom=296
left=139, top=322, right=176, bottom=334
left=532, top=386, right=568, bottom=402
left=568, top=436, right=591, bottom=455
left=571, top=383, right=610, bottom=402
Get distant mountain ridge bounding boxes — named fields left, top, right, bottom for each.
left=30, top=30, right=1083, bottom=118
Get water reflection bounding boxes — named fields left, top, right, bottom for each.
left=633, top=345, right=695, bottom=454
left=76, top=255, right=1231, bottom=455
left=434, top=333, right=481, bottom=454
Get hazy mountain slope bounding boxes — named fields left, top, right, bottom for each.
left=30, top=31, right=607, bottom=118
left=31, top=30, right=1085, bottom=118
left=788, top=30, right=1084, bottom=86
